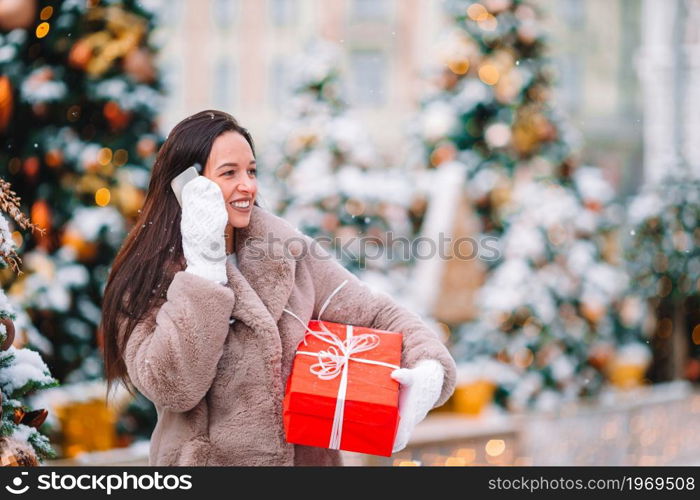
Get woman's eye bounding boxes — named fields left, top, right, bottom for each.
left=248, top=169, right=257, bottom=176
left=223, top=170, right=234, bottom=176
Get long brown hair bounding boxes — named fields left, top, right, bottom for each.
left=100, top=109, right=259, bottom=398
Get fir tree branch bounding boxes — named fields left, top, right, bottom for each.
left=0, top=177, right=47, bottom=275
left=0, top=178, right=46, bottom=235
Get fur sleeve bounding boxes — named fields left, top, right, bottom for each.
left=120, top=271, right=236, bottom=412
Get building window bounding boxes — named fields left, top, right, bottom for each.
left=558, top=0, right=585, bottom=29
left=270, top=0, right=296, bottom=26
left=349, top=50, right=386, bottom=107
left=555, top=56, right=583, bottom=115
left=161, top=59, right=182, bottom=103
left=157, top=0, right=184, bottom=26
left=214, top=58, right=236, bottom=110
left=211, top=0, right=237, bottom=30
left=270, top=57, right=292, bottom=111
left=352, top=0, right=388, bottom=21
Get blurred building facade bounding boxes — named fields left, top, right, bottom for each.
left=152, top=0, right=699, bottom=190
left=154, top=0, right=445, bottom=165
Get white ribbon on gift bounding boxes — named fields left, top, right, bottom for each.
left=282, top=279, right=400, bottom=450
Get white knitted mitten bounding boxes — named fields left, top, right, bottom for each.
left=180, top=176, right=228, bottom=284
left=390, top=359, right=444, bottom=453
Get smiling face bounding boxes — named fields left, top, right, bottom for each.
left=203, top=131, right=258, bottom=234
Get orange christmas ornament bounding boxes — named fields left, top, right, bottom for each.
left=68, top=39, right=94, bottom=70
left=30, top=200, right=52, bottom=250
left=12, top=407, right=25, bottom=424
left=0, top=75, right=13, bottom=132
left=21, top=409, right=49, bottom=429
left=30, top=200, right=51, bottom=232
left=23, top=157, right=40, bottom=181
left=61, top=228, right=98, bottom=262
left=44, top=149, right=63, bottom=168
left=103, top=101, right=131, bottom=130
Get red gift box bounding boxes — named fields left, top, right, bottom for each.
left=282, top=319, right=403, bottom=457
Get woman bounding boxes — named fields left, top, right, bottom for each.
left=100, top=109, right=456, bottom=466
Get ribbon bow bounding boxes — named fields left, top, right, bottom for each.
left=304, top=332, right=380, bottom=380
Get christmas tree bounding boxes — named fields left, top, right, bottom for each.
left=0, top=0, right=164, bottom=383
left=626, top=170, right=700, bottom=382
left=262, top=39, right=416, bottom=296
left=411, top=0, right=648, bottom=410
left=0, top=177, right=58, bottom=465
left=0, top=0, right=163, bottom=450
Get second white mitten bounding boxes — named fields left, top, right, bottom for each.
left=390, top=359, right=444, bottom=453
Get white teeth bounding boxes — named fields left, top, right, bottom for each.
left=232, top=200, right=250, bottom=208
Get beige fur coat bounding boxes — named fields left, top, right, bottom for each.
left=119, top=205, right=456, bottom=466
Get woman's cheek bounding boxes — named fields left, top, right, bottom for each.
left=224, top=203, right=236, bottom=222
left=208, top=177, right=231, bottom=199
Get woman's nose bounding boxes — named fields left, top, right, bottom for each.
left=237, top=179, right=255, bottom=194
